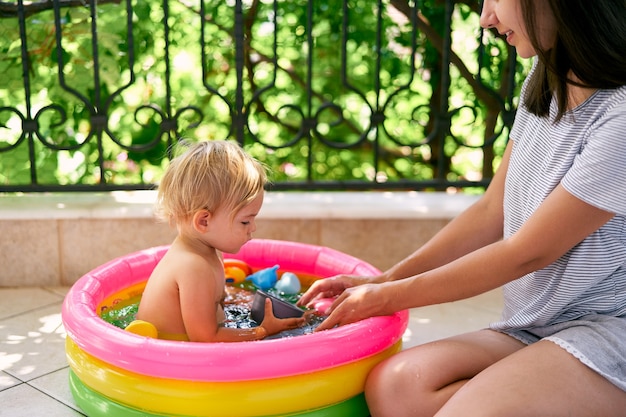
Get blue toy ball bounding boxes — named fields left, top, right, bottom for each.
left=274, top=272, right=301, bottom=295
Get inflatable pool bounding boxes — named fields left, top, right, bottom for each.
left=62, top=239, right=409, bottom=417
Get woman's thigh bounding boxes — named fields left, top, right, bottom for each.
left=436, top=339, right=626, bottom=417
left=365, top=329, right=525, bottom=417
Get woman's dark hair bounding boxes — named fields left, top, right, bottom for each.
left=521, top=0, right=626, bottom=121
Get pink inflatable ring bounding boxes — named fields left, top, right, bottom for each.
left=62, top=239, right=409, bottom=417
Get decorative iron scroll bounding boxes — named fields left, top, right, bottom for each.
left=0, top=0, right=524, bottom=192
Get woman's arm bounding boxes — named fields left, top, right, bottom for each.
left=382, top=141, right=511, bottom=282
left=388, top=182, right=615, bottom=307
left=314, top=141, right=615, bottom=330
left=298, top=142, right=511, bottom=309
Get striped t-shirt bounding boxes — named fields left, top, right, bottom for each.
left=490, top=69, right=626, bottom=332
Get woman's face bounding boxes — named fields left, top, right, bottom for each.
left=480, top=0, right=556, bottom=59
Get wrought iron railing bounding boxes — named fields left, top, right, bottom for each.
left=0, top=0, right=524, bottom=192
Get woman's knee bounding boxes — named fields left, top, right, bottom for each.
left=365, top=361, right=403, bottom=417
left=364, top=331, right=524, bottom=417
left=365, top=352, right=436, bottom=417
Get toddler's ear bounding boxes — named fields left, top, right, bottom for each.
left=192, top=209, right=211, bottom=232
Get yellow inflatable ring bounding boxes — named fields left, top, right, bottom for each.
left=69, top=370, right=370, bottom=417
left=67, top=337, right=400, bottom=417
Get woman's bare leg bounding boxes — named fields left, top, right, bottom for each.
left=365, top=329, right=525, bottom=417
left=435, top=340, right=626, bottom=417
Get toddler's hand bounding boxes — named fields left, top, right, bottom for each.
left=260, top=298, right=305, bottom=336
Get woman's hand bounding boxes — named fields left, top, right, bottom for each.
left=314, top=282, right=395, bottom=331
left=296, top=274, right=381, bottom=309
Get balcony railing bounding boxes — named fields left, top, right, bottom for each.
left=0, top=0, right=523, bottom=192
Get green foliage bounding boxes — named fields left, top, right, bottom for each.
left=0, top=0, right=528, bottom=190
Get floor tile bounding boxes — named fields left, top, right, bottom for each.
left=455, top=288, right=504, bottom=315
left=0, top=288, right=65, bottom=320
left=29, top=367, right=82, bottom=412
left=0, top=371, right=21, bottom=392
left=402, top=290, right=504, bottom=349
left=0, top=383, right=84, bottom=417
left=44, top=287, right=71, bottom=298
left=0, top=303, right=67, bottom=382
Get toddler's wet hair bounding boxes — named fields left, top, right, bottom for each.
left=155, top=140, right=267, bottom=223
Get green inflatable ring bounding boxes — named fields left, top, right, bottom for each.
left=69, top=370, right=370, bottom=417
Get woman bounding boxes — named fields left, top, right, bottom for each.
left=298, top=1, right=626, bottom=415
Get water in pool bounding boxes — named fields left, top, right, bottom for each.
left=100, top=284, right=324, bottom=339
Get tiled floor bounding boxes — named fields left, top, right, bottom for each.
left=0, top=286, right=503, bottom=417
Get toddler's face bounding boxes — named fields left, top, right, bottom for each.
left=208, top=192, right=264, bottom=254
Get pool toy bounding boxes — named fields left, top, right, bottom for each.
left=224, top=266, right=247, bottom=284
left=245, top=264, right=279, bottom=290
left=224, top=258, right=252, bottom=284
left=62, top=239, right=409, bottom=417
left=250, top=290, right=304, bottom=323
left=274, top=271, right=301, bottom=294
left=124, top=320, right=158, bottom=338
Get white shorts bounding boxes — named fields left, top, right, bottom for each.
left=499, top=313, right=626, bottom=392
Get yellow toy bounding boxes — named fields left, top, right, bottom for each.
left=224, top=259, right=252, bottom=284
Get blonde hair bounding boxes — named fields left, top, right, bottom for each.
left=155, top=140, right=267, bottom=224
